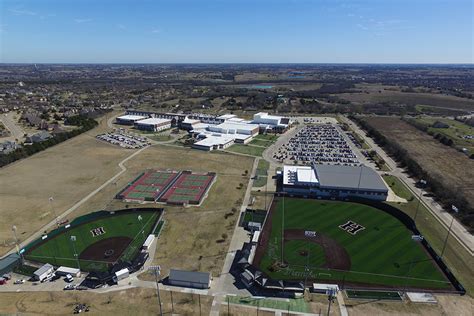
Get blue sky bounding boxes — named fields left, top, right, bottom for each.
left=0, top=0, right=472, bottom=63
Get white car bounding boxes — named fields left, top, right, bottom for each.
left=14, top=279, right=25, bottom=285
left=65, top=274, right=74, bottom=283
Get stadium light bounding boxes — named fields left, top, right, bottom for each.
left=148, top=265, right=163, bottom=316
left=70, top=235, right=80, bottom=270
left=413, top=179, right=427, bottom=223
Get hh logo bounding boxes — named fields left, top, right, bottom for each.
left=90, top=227, right=106, bottom=237
left=339, top=221, right=365, bottom=235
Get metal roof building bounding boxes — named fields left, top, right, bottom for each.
left=282, top=163, right=388, bottom=201
left=168, top=269, right=211, bottom=289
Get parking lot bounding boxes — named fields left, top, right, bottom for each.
left=96, top=129, right=150, bottom=149
left=273, top=124, right=360, bottom=165
left=0, top=271, right=88, bottom=292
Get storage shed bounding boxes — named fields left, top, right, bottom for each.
left=168, top=269, right=211, bottom=289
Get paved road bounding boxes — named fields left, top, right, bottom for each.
left=0, top=113, right=25, bottom=141
left=209, top=157, right=260, bottom=315
left=341, top=116, right=474, bottom=255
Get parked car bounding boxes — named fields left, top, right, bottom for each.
left=64, top=284, right=76, bottom=290
left=14, top=279, right=25, bottom=285
left=65, top=274, right=74, bottom=283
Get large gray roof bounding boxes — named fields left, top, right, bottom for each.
left=314, top=164, right=388, bottom=192
left=169, top=269, right=210, bottom=284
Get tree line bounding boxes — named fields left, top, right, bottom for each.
left=0, top=115, right=98, bottom=168
left=350, top=115, right=473, bottom=232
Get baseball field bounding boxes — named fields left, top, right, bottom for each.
left=254, top=198, right=452, bottom=290
left=24, top=209, right=161, bottom=272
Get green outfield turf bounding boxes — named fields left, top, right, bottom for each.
left=258, top=198, right=451, bottom=289
left=25, top=211, right=160, bottom=272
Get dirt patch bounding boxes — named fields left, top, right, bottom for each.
left=79, top=237, right=132, bottom=263
left=284, top=229, right=351, bottom=270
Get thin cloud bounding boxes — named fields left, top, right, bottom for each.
left=151, top=28, right=162, bottom=34
left=9, top=8, right=37, bottom=16
left=74, top=18, right=92, bottom=24
left=117, top=24, right=127, bottom=30
left=356, top=24, right=369, bottom=31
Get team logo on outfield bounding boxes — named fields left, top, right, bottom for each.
left=90, top=227, right=106, bottom=237
left=304, top=231, right=317, bottom=238
left=339, top=221, right=365, bottom=235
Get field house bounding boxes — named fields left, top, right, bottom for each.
left=251, top=197, right=460, bottom=291
left=22, top=208, right=163, bottom=273
left=116, top=169, right=216, bottom=206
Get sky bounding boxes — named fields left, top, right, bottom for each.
left=0, top=0, right=472, bottom=63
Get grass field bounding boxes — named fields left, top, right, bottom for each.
left=257, top=198, right=450, bottom=289
left=253, top=159, right=270, bottom=187
left=0, top=114, right=130, bottom=256
left=412, top=117, right=474, bottom=155
left=227, top=143, right=267, bottom=157
left=363, top=117, right=474, bottom=210
left=382, top=174, right=474, bottom=294
left=25, top=210, right=160, bottom=271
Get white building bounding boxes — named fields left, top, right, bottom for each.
left=116, top=114, right=147, bottom=125
left=282, top=163, right=388, bottom=201
left=191, top=114, right=260, bottom=151
left=252, top=112, right=291, bottom=132
left=134, top=118, right=172, bottom=132
left=33, top=263, right=54, bottom=282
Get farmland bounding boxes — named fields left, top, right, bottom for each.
left=361, top=117, right=474, bottom=222
left=409, top=117, right=474, bottom=155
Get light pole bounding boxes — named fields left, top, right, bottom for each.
left=326, top=289, right=336, bottom=316
left=138, top=215, right=144, bottom=237
left=12, top=225, right=23, bottom=264
left=149, top=265, right=163, bottom=316
left=441, top=205, right=459, bottom=259
left=413, top=179, right=427, bottom=223
left=281, top=192, right=286, bottom=265
left=49, top=196, right=59, bottom=226
left=70, top=235, right=80, bottom=270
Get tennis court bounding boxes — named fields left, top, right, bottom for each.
left=159, top=171, right=216, bottom=205
left=117, top=170, right=180, bottom=202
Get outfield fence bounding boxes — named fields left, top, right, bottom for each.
left=22, top=208, right=164, bottom=272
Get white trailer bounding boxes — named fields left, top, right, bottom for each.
left=33, top=264, right=54, bottom=282
left=56, top=266, right=81, bottom=278
left=142, top=234, right=155, bottom=251
left=113, top=268, right=129, bottom=283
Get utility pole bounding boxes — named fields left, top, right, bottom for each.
left=170, top=290, right=174, bottom=314
left=149, top=265, right=163, bottom=316
left=441, top=205, right=459, bottom=259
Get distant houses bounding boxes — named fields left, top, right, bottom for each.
left=0, top=141, right=21, bottom=155
left=25, top=131, right=52, bottom=144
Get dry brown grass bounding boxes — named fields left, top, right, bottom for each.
left=125, top=145, right=254, bottom=279
left=364, top=117, right=474, bottom=207
left=0, top=116, right=130, bottom=256
left=339, top=89, right=474, bottom=110
left=0, top=288, right=213, bottom=315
